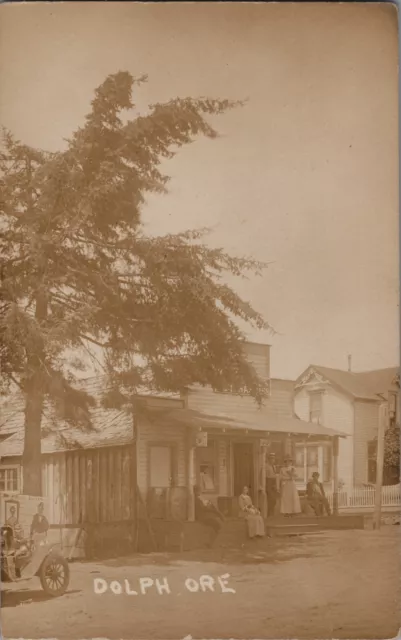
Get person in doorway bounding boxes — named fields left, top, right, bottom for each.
left=279, top=457, right=301, bottom=517
left=6, top=505, right=18, bottom=528
left=200, top=466, right=215, bottom=492
left=194, top=485, right=224, bottom=548
left=307, top=472, right=331, bottom=516
left=238, top=486, right=265, bottom=538
left=265, top=453, right=279, bottom=518
left=30, top=502, right=49, bottom=539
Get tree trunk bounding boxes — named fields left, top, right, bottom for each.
left=22, top=369, right=45, bottom=496
left=22, top=281, right=47, bottom=496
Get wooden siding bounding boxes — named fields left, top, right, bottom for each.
left=269, top=379, right=294, bottom=418
left=323, top=387, right=355, bottom=487
left=187, top=380, right=293, bottom=423
left=41, top=447, right=133, bottom=526
left=187, top=343, right=271, bottom=417
left=323, top=387, right=354, bottom=436
left=294, top=388, right=310, bottom=421
left=354, top=400, right=380, bottom=484
left=242, top=342, right=270, bottom=380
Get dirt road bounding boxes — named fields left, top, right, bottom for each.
left=1, top=528, right=400, bottom=639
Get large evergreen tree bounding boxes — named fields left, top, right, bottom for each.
left=0, top=72, right=270, bottom=496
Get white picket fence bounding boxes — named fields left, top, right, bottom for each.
left=325, top=484, right=400, bottom=511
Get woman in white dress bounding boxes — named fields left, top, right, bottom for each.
left=238, top=486, right=265, bottom=538
left=279, top=458, right=301, bottom=517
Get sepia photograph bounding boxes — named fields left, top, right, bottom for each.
left=0, top=2, right=399, bottom=639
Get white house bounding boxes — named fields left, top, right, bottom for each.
left=294, top=364, right=399, bottom=488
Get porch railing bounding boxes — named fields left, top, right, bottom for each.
left=325, top=485, right=400, bottom=511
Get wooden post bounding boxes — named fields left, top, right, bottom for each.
left=253, top=441, right=260, bottom=508
left=186, top=430, right=196, bottom=522
left=259, top=446, right=267, bottom=518
left=332, top=436, right=339, bottom=515
left=373, top=405, right=387, bottom=530
left=284, top=434, right=292, bottom=458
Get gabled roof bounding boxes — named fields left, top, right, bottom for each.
left=295, top=365, right=400, bottom=401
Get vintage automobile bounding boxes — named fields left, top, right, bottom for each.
left=0, top=524, right=70, bottom=597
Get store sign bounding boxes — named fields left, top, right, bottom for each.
left=195, top=432, right=208, bottom=447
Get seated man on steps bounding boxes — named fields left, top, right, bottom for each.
left=194, top=485, right=224, bottom=548
left=306, top=472, right=331, bottom=516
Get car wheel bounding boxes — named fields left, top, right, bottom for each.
left=39, top=554, right=70, bottom=597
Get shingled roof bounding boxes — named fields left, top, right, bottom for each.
left=296, top=365, right=400, bottom=401
left=0, top=376, right=182, bottom=455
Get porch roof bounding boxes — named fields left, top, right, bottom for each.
left=150, top=407, right=347, bottom=438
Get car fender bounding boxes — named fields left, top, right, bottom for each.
left=23, top=542, right=65, bottom=579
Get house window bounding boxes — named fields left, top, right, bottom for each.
left=294, top=443, right=332, bottom=483
left=0, top=466, right=20, bottom=493
left=309, top=392, right=322, bottom=424
left=197, top=440, right=218, bottom=493
left=367, top=440, right=377, bottom=484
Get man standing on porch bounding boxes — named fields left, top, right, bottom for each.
left=306, top=472, right=331, bottom=517
left=265, top=453, right=279, bottom=518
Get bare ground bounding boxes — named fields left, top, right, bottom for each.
left=1, top=527, right=400, bottom=639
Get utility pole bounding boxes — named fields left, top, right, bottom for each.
left=373, top=404, right=387, bottom=530
left=332, top=436, right=339, bottom=515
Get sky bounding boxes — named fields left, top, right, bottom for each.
left=0, top=2, right=399, bottom=380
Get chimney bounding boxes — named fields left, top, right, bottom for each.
left=348, top=355, right=352, bottom=372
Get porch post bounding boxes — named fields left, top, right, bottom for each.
left=332, top=436, right=339, bottom=515
left=254, top=441, right=260, bottom=508
left=186, top=430, right=196, bottom=522
left=259, top=445, right=267, bottom=518
left=284, top=434, right=293, bottom=458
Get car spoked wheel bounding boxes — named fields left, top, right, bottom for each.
left=39, top=555, right=70, bottom=597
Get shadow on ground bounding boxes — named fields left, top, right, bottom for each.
left=87, top=533, right=328, bottom=569
left=0, top=588, right=81, bottom=608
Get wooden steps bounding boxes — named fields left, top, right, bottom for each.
left=266, top=514, right=365, bottom=537
left=266, top=522, right=321, bottom=537
left=136, top=514, right=366, bottom=553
